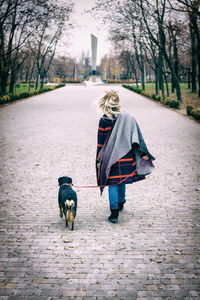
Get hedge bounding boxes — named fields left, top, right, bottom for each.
left=152, top=94, right=161, bottom=101
left=186, top=105, right=193, bottom=115
left=186, top=106, right=200, bottom=121
left=63, top=79, right=83, bottom=83
left=164, top=97, right=180, bottom=109
left=107, top=79, right=135, bottom=84
left=122, top=84, right=142, bottom=94
left=190, top=109, right=200, bottom=121
left=0, top=84, right=65, bottom=106
left=123, top=84, right=180, bottom=109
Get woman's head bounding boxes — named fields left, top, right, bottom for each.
left=98, top=90, right=121, bottom=118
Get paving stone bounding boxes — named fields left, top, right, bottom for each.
left=0, top=84, right=199, bottom=299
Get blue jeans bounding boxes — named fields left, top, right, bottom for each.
left=108, top=184, right=126, bottom=210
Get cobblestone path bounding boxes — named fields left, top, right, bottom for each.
left=0, top=85, right=200, bottom=300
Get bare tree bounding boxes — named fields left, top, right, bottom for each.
left=34, top=2, right=73, bottom=89
left=168, top=0, right=200, bottom=96
left=94, top=0, right=199, bottom=101
left=0, top=0, right=42, bottom=94
left=0, top=0, right=73, bottom=94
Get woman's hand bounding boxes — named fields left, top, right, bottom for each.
left=142, top=155, right=150, bottom=160
left=97, top=162, right=100, bottom=168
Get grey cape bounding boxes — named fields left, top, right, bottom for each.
left=97, top=112, right=155, bottom=193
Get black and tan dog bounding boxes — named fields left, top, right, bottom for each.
left=58, top=176, right=77, bottom=230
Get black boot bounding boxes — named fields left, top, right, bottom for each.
left=108, top=209, right=119, bottom=223
left=118, top=203, right=124, bottom=212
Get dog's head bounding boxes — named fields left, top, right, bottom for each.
left=58, top=176, right=73, bottom=186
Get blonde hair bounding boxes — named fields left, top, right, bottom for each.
left=98, top=90, right=121, bottom=119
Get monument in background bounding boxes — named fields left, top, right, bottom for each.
left=91, top=34, right=98, bottom=81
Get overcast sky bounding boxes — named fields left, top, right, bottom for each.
left=57, top=0, right=112, bottom=64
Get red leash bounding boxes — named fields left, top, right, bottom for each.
left=74, top=160, right=152, bottom=189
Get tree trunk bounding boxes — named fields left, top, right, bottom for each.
left=140, top=51, right=145, bottom=91
left=40, top=74, right=45, bottom=90
left=168, top=32, right=175, bottom=94
left=141, top=66, right=145, bottom=91
left=129, top=55, right=139, bottom=88
left=192, top=14, right=200, bottom=97
left=197, top=49, right=200, bottom=97
left=189, top=13, right=197, bottom=92
left=188, top=68, right=191, bottom=89
left=163, top=71, right=169, bottom=97
left=173, top=35, right=179, bottom=94
left=0, top=71, right=8, bottom=95
left=35, top=73, right=39, bottom=90
left=135, top=71, right=139, bottom=88
left=160, top=72, right=164, bottom=98
left=148, top=67, right=151, bottom=82
left=163, top=50, right=182, bottom=102
left=158, top=52, right=164, bottom=97
left=25, top=70, right=29, bottom=83
left=155, top=66, right=159, bottom=95
left=9, top=70, right=16, bottom=94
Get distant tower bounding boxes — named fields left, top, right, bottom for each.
left=91, top=34, right=98, bottom=78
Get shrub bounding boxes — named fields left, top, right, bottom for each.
left=0, top=84, right=66, bottom=106
left=123, top=85, right=180, bottom=109
left=123, top=84, right=143, bottom=94
left=164, top=98, right=171, bottom=106
left=151, top=94, right=161, bottom=101
left=19, top=92, right=31, bottom=99
left=151, top=94, right=157, bottom=100
left=107, top=78, right=134, bottom=83
left=10, top=94, right=20, bottom=101
left=38, top=87, right=54, bottom=93
left=135, top=87, right=142, bottom=94
left=186, top=106, right=193, bottom=115
left=169, top=100, right=180, bottom=109
left=107, top=78, right=120, bottom=83
left=190, top=108, right=200, bottom=121
left=156, top=95, right=161, bottom=101
left=142, top=91, right=150, bottom=98
left=0, top=95, right=11, bottom=105
left=122, top=84, right=130, bottom=89
left=164, top=97, right=179, bottom=109
left=55, top=83, right=65, bottom=88
left=106, top=79, right=134, bottom=84
left=64, top=78, right=83, bottom=83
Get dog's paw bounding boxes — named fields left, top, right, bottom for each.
left=65, top=220, right=68, bottom=227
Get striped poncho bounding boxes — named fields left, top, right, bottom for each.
left=96, top=114, right=150, bottom=188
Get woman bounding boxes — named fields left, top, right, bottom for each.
left=96, top=90, right=155, bottom=224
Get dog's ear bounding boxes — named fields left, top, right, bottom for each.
left=58, top=177, right=63, bottom=186
left=68, top=177, right=72, bottom=185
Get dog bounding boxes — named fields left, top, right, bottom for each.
left=58, top=176, right=77, bottom=230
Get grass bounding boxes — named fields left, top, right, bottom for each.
left=1, top=83, right=65, bottom=106
left=7, top=83, right=48, bottom=94
left=144, top=83, right=200, bottom=110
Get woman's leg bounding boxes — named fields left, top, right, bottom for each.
left=108, top=185, right=119, bottom=210
left=108, top=185, right=119, bottom=223
left=118, top=184, right=126, bottom=204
